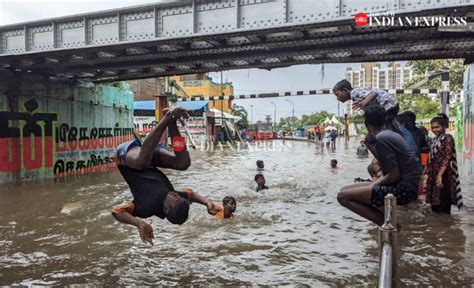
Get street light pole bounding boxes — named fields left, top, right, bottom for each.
left=285, top=99, right=295, bottom=133
left=250, top=105, right=253, bottom=124
left=220, top=71, right=225, bottom=120
left=270, top=101, right=276, bottom=131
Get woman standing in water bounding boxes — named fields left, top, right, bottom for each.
left=425, top=114, right=463, bottom=214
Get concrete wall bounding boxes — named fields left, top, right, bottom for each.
left=126, top=78, right=165, bottom=101
left=462, top=64, right=474, bottom=176
left=0, top=79, right=134, bottom=183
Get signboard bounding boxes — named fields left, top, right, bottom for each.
left=134, top=116, right=156, bottom=136
left=178, top=116, right=207, bottom=146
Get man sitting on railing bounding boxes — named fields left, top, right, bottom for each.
left=337, top=105, right=421, bottom=226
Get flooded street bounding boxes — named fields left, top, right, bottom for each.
left=1, top=139, right=473, bottom=286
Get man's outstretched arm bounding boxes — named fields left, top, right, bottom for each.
left=183, top=189, right=221, bottom=216
left=112, top=203, right=154, bottom=245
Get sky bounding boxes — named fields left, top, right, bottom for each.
left=0, top=0, right=396, bottom=122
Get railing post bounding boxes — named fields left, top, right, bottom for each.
left=378, top=193, right=398, bottom=288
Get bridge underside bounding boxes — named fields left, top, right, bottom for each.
left=0, top=5, right=473, bottom=82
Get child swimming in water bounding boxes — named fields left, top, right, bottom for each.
left=255, top=174, right=268, bottom=192
left=256, top=160, right=264, bottom=172
left=214, top=196, right=237, bottom=219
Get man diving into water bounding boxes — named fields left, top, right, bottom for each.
left=112, top=107, right=220, bottom=245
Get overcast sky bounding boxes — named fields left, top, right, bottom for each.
left=0, top=0, right=396, bottom=122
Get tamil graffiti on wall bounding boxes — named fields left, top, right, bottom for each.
left=0, top=83, right=134, bottom=183
left=54, top=123, right=134, bottom=178
left=0, top=98, right=57, bottom=173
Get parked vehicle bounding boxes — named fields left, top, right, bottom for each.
left=245, top=124, right=258, bottom=141
left=245, top=123, right=274, bottom=140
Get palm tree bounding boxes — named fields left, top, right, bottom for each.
left=231, top=104, right=249, bottom=128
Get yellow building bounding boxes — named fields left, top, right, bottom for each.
left=170, top=73, right=233, bottom=113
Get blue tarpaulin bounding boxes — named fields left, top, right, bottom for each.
left=133, top=101, right=155, bottom=110
left=175, top=100, right=209, bottom=111
left=134, top=100, right=209, bottom=111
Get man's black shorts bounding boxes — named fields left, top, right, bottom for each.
left=371, top=183, right=417, bottom=207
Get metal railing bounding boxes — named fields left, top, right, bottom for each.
left=378, top=193, right=398, bottom=288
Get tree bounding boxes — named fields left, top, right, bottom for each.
left=231, top=104, right=249, bottom=128
left=396, top=94, right=440, bottom=120
left=265, top=115, right=272, bottom=124
left=275, top=116, right=300, bottom=131
left=300, top=110, right=334, bottom=126
left=406, top=59, right=465, bottom=94
left=396, top=59, right=466, bottom=119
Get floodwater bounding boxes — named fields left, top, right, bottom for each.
left=1, top=139, right=473, bottom=286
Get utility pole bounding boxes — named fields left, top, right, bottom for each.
left=270, top=101, right=276, bottom=131
left=441, top=71, right=450, bottom=116
left=344, top=113, right=349, bottom=142
left=285, top=99, right=295, bottom=133
left=220, top=71, right=225, bottom=120
left=250, top=105, right=253, bottom=124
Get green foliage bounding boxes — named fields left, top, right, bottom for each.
left=300, top=110, right=334, bottom=126
left=396, top=94, right=440, bottom=119
left=406, top=59, right=465, bottom=98
left=231, top=104, right=249, bottom=128
left=265, top=115, right=272, bottom=124
left=275, top=116, right=300, bottom=131
left=273, top=110, right=339, bottom=131
left=398, top=59, right=466, bottom=119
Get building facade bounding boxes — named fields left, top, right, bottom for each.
left=170, top=73, right=233, bottom=114
left=346, top=62, right=413, bottom=90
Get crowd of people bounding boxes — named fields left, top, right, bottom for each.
left=332, top=79, right=463, bottom=227
left=108, top=79, right=464, bottom=245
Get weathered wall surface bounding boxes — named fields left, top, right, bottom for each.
left=463, top=64, right=474, bottom=176
left=126, top=78, right=165, bottom=101
left=0, top=78, right=134, bottom=183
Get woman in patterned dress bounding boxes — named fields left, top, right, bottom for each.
left=425, top=114, right=463, bottom=214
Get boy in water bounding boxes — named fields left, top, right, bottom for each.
left=111, top=107, right=220, bottom=245
left=255, top=174, right=269, bottom=192
left=256, top=160, right=264, bottom=172
left=337, top=105, right=420, bottom=226
left=356, top=140, right=369, bottom=158
left=330, top=159, right=339, bottom=174
left=214, top=196, right=237, bottom=219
